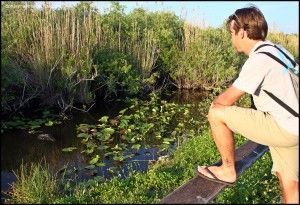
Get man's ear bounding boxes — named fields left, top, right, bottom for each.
left=239, top=29, right=245, bottom=39
left=238, top=28, right=244, bottom=39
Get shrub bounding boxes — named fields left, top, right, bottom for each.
left=170, top=26, right=245, bottom=90
left=92, top=48, right=142, bottom=98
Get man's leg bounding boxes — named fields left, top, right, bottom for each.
left=270, top=145, right=299, bottom=204
left=276, top=171, right=299, bottom=203
left=198, top=104, right=299, bottom=202
left=197, top=103, right=237, bottom=183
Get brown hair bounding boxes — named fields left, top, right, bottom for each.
left=226, top=5, right=268, bottom=40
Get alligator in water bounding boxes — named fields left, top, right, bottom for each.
left=37, top=133, right=56, bottom=142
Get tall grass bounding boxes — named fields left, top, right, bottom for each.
left=2, top=2, right=99, bottom=113
left=7, top=160, right=59, bottom=204
left=2, top=2, right=178, bottom=113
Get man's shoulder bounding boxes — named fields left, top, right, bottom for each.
left=250, top=41, right=275, bottom=56
left=248, top=41, right=296, bottom=71
left=243, top=52, right=272, bottom=71
left=245, top=41, right=291, bottom=70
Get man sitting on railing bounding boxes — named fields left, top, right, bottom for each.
left=196, top=5, right=299, bottom=204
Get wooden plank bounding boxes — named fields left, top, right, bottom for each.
left=159, top=140, right=269, bottom=204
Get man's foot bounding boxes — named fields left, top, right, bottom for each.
left=196, top=165, right=236, bottom=186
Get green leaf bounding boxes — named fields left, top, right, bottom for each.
left=102, top=127, right=115, bottom=135
left=81, top=137, right=90, bottom=143
left=77, top=124, right=90, bottom=132
left=89, top=155, right=100, bottom=164
left=30, top=125, right=41, bottom=129
left=99, top=116, right=109, bottom=123
left=96, top=162, right=106, bottom=167
left=177, top=123, right=184, bottom=128
left=62, top=147, right=77, bottom=152
left=54, top=120, right=62, bottom=125
left=131, top=144, right=141, bottom=150
left=119, top=108, right=128, bottom=114
left=119, top=119, right=128, bottom=128
left=97, top=124, right=106, bottom=129
left=98, top=145, right=109, bottom=150
left=112, top=144, right=122, bottom=151
left=129, top=137, right=136, bottom=143
left=85, top=148, right=94, bottom=154
left=104, top=151, right=114, bottom=157
left=113, top=155, right=124, bottom=162
left=77, top=133, right=89, bottom=138
left=45, top=120, right=54, bottom=126
left=163, top=138, right=174, bottom=142
left=85, top=165, right=95, bottom=170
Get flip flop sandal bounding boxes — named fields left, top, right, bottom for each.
left=195, top=166, right=235, bottom=187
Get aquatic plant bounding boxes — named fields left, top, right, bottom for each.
left=63, top=93, right=207, bottom=174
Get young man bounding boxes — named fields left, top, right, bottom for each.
left=196, top=6, right=299, bottom=203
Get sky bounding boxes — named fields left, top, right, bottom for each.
left=34, top=1, right=299, bottom=34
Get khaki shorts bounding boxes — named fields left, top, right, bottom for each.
left=221, top=105, right=298, bottom=181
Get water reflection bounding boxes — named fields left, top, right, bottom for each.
left=169, top=89, right=209, bottom=104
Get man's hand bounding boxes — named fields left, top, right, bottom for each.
left=207, top=85, right=245, bottom=121
left=212, top=85, right=245, bottom=107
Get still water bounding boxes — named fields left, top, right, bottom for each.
left=1, top=90, right=209, bottom=200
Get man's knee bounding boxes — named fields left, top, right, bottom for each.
left=207, top=103, right=227, bottom=123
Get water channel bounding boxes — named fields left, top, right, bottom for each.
left=1, top=90, right=209, bottom=201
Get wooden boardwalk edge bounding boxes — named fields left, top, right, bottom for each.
left=159, top=140, right=269, bottom=204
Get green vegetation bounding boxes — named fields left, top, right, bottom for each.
left=2, top=2, right=298, bottom=117
left=7, top=160, right=59, bottom=204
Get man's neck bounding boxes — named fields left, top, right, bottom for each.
left=243, top=40, right=262, bottom=56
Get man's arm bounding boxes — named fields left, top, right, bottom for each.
left=212, top=85, right=245, bottom=107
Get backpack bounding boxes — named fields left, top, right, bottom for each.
left=254, top=43, right=299, bottom=117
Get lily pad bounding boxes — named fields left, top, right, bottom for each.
left=96, top=162, right=106, bottom=167
left=102, top=127, right=115, bottom=135
left=45, top=120, right=54, bottom=126
left=99, top=116, right=109, bottom=123
left=131, top=144, right=141, bottom=150
left=85, top=165, right=95, bottom=170
left=89, top=155, right=100, bottom=164
left=62, top=147, right=77, bottom=152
